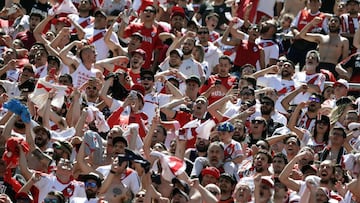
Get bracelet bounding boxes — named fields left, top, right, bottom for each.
left=110, top=170, right=116, bottom=174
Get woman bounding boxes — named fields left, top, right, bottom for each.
left=288, top=102, right=330, bottom=153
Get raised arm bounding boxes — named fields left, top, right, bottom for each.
left=281, top=85, right=306, bottom=112
left=58, top=40, right=81, bottom=73
left=298, top=17, right=323, bottom=44
left=160, top=97, right=187, bottom=119
left=251, top=65, right=279, bottom=79
left=287, top=102, right=307, bottom=141
left=33, top=14, right=54, bottom=44
left=221, top=21, right=242, bottom=46
left=353, top=27, right=360, bottom=49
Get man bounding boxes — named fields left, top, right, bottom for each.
left=32, top=48, right=48, bottom=78
left=196, top=26, right=221, bottom=74
left=68, top=0, right=94, bottom=31
left=170, top=6, right=186, bottom=33
left=256, top=96, right=287, bottom=134
left=340, top=0, right=360, bottom=53
left=335, top=51, right=360, bottom=83
left=84, top=9, right=120, bottom=61
left=256, top=19, right=279, bottom=66
left=119, top=5, right=163, bottom=70
left=163, top=36, right=205, bottom=83
left=0, top=48, right=20, bottom=82
left=185, top=136, right=210, bottom=162
left=16, top=12, right=43, bottom=50
left=200, top=167, right=220, bottom=187
left=272, top=153, right=288, bottom=177
left=200, top=55, right=237, bottom=105
left=218, top=173, right=236, bottom=203
left=287, top=0, right=327, bottom=68
left=59, top=42, right=103, bottom=88
left=252, top=58, right=296, bottom=113
left=72, top=173, right=105, bottom=203
left=319, top=127, right=347, bottom=164
left=299, top=15, right=349, bottom=79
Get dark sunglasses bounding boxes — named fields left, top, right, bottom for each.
left=251, top=120, right=265, bottom=124
left=44, top=199, right=58, bottom=203
left=317, top=120, right=329, bottom=125
left=197, top=31, right=209, bottom=35
left=86, top=86, right=97, bottom=90
left=141, top=76, right=153, bottom=81
left=144, top=9, right=156, bottom=13
left=85, top=182, right=98, bottom=188
left=136, top=193, right=146, bottom=198
left=209, top=190, right=219, bottom=196
left=309, top=97, right=321, bottom=103
left=261, top=101, right=273, bottom=106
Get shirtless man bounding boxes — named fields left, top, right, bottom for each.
left=280, top=0, right=306, bottom=17
left=299, top=16, right=349, bottom=78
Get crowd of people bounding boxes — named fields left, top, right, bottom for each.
left=0, top=0, right=360, bottom=202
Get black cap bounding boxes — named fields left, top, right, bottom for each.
left=94, top=9, right=107, bottom=18
left=78, top=172, right=103, bottom=187
left=260, top=96, right=275, bottom=106
left=185, top=75, right=201, bottom=86
left=19, top=78, right=36, bottom=92
left=112, top=136, right=128, bottom=147
left=172, top=178, right=190, bottom=194
left=53, top=140, right=73, bottom=155
left=171, top=188, right=189, bottom=201
left=47, top=55, right=61, bottom=67
left=219, top=173, right=236, bottom=185
left=140, top=70, right=155, bottom=80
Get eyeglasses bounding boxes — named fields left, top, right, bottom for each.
left=86, top=86, right=97, bottom=90
left=141, top=76, right=153, bottom=81
left=85, top=182, right=98, bottom=188
left=136, top=193, right=146, bottom=198
left=197, top=31, right=209, bottom=35
left=256, top=144, right=268, bottom=150
left=309, top=97, right=321, bottom=103
left=44, top=199, right=58, bottom=203
left=251, top=120, right=265, bottom=124
left=261, top=101, right=273, bottom=106
left=144, top=9, right=156, bottom=13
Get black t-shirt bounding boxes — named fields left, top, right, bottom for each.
left=30, top=2, right=51, bottom=17
left=342, top=53, right=360, bottom=81
left=20, top=0, right=36, bottom=14
left=0, top=177, right=17, bottom=202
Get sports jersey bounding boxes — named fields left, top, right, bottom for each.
left=67, top=15, right=94, bottom=32
left=255, top=38, right=279, bottom=66
left=84, top=28, right=119, bottom=61
left=160, top=57, right=205, bottom=80
left=300, top=129, right=326, bottom=153
left=340, top=53, right=360, bottom=83
left=33, top=174, right=86, bottom=203
left=340, top=14, right=360, bottom=35
left=292, top=71, right=326, bottom=104
left=124, top=23, right=163, bottom=69
left=203, top=43, right=222, bottom=74
left=223, top=139, right=244, bottom=161
left=199, top=74, right=237, bottom=105
left=71, top=63, right=97, bottom=88
left=233, top=40, right=262, bottom=70
left=296, top=111, right=316, bottom=134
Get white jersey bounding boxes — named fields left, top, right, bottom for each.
left=71, top=63, right=97, bottom=88
left=70, top=197, right=107, bottom=203
left=292, top=71, right=326, bottom=104
left=203, top=42, right=222, bottom=74
left=255, top=38, right=279, bottom=66
left=35, top=65, right=48, bottom=79
left=223, top=139, right=244, bottom=161
left=34, top=174, right=86, bottom=203
left=68, top=15, right=94, bottom=30
left=160, top=57, right=205, bottom=80
left=84, top=28, right=120, bottom=60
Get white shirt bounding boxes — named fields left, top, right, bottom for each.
left=84, top=28, right=120, bottom=60
left=255, top=38, right=279, bottom=66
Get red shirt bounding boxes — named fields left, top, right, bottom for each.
left=124, top=23, right=163, bottom=69
left=16, top=30, right=36, bottom=51
left=234, top=40, right=262, bottom=68
left=199, top=75, right=237, bottom=105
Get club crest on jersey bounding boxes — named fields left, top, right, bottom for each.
left=151, top=32, right=156, bottom=37
left=253, top=46, right=258, bottom=52
left=67, top=188, right=73, bottom=196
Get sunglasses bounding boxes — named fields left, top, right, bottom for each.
left=197, top=31, right=209, bottom=35
left=251, top=120, right=265, bottom=124
left=44, top=199, right=58, bottom=203
left=208, top=190, right=219, bottom=196
left=141, top=76, right=153, bottom=81
left=86, top=86, right=97, bottom=90
left=144, top=9, right=156, bottom=13
left=136, top=193, right=146, bottom=198
left=309, top=97, right=321, bottom=103
left=85, top=182, right=97, bottom=188
left=317, top=120, right=328, bottom=125
left=261, top=101, right=273, bottom=106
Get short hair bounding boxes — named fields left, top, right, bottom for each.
left=47, top=191, right=65, bottom=203
left=273, top=152, right=288, bottom=164
left=59, top=74, right=73, bottom=84
left=79, top=45, right=95, bottom=61
left=284, top=134, right=301, bottom=146
left=219, top=55, right=233, bottom=65
left=255, top=149, right=273, bottom=163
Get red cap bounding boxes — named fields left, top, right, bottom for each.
left=171, top=6, right=185, bottom=18
left=131, top=48, right=147, bottom=60
left=201, top=167, right=220, bottom=179
left=51, top=17, right=71, bottom=27
left=131, top=84, right=146, bottom=96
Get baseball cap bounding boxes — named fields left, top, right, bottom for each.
left=112, top=136, right=128, bottom=147
left=140, top=70, right=155, bottom=80
left=53, top=140, right=73, bottom=155
left=170, top=49, right=184, bottom=58
left=185, top=75, right=201, bottom=86
left=171, top=188, right=189, bottom=201
left=172, top=178, right=190, bottom=194
left=78, top=172, right=103, bottom=186
left=217, top=122, right=235, bottom=132
left=171, top=6, right=185, bottom=19
left=333, top=79, right=349, bottom=89
left=131, top=49, right=147, bottom=60
left=94, top=9, right=107, bottom=18
left=48, top=55, right=61, bottom=67
left=201, top=167, right=220, bottom=179
left=131, top=32, right=143, bottom=41
left=219, top=173, right=236, bottom=185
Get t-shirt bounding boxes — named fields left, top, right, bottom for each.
left=341, top=53, right=360, bottom=82
left=84, top=28, right=119, bottom=61
left=199, top=74, right=237, bottom=105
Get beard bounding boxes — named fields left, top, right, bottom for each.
left=35, top=138, right=47, bottom=148
left=182, top=49, right=192, bottom=55
left=86, top=189, right=97, bottom=199
left=255, top=165, right=264, bottom=172
left=261, top=107, right=272, bottom=115
left=196, top=143, right=209, bottom=153
left=329, top=27, right=340, bottom=33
